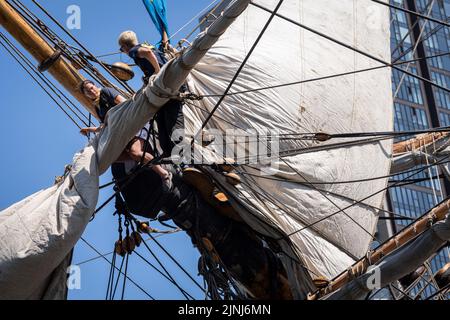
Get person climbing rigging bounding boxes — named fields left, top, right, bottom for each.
left=78, top=80, right=125, bottom=131
left=77, top=80, right=171, bottom=185
left=118, top=30, right=185, bottom=158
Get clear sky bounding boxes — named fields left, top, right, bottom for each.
left=0, top=0, right=218, bottom=300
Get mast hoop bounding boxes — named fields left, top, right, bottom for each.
left=37, top=49, right=61, bottom=72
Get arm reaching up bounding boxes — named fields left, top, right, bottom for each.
left=137, top=46, right=161, bottom=75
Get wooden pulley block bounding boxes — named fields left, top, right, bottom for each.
left=213, top=192, right=244, bottom=222
left=201, top=237, right=221, bottom=264
left=114, top=240, right=126, bottom=257
left=132, top=231, right=143, bottom=247
left=225, top=172, right=241, bottom=186
left=214, top=192, right=228, bottom=203
left=315, top=132, right=331, bottom=142
left=110, top=62, right=134, bottom=81
left=71, top=58, right=86, bottom=70
left=138, top=222, right=151, bottom=234
left=38, top=49, right=61, bottom=72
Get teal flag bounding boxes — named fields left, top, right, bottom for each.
left=142, top=0, right=170, bottom=42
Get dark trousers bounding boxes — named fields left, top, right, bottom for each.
left=155, top=99, right=185, bottom=157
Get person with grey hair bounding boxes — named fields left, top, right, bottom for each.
left=118, top=30, right=166, bottom=85
left=118, top=30, right=185, bottom=158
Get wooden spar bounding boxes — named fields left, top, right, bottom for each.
left=309, top=197, right=450, bottom=300
left=393, top=132, right=450, bottom=155
left=0, top=0, right=94, bottom=114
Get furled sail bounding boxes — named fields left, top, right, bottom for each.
left=391, top=133, right=450, bottom=174
left=325, top=201, right=450, bottom=300
left=184, top=0, right=394, bottom=279
left=0, top=144, right=99, bottom=300
left=0, top=0, right=252, bottom=299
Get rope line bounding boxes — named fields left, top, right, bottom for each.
left=371, top=0, right=450, bottom=28
left=250, top=2, right=450, bottom=94
left=194, top=51, right=450, bottom=100
left=0, top=32, right=87, bottom=129
left=80, top=237, right=155, bottom=300
left=283, top=154, right=450, bottom=239
left=193, top=0, right=286, bottom=141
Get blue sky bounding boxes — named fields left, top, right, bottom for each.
left=0, top=0, right=218, bottom=300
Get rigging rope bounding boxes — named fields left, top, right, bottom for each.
left=8, top=0, right=447, bottom=300
left=31, top=0, right=135, bottom=94
left=239, top=165, right=449, bottom=224
left=193, top=51, right=450, bottom=100
left=283, top=153, right=450, bottom=239
left=282, top=156, right=381, bottom=243
left=0, top=33, right=87, bottom=129
left=110, top=253, right=126, bottom=300
left=242, top=162, right=450, bottom=186
left=120, top=253, right=130, bottom=300
left=0, top=2, right=96, bottom=125
left=113, top=189, right=206, bottom=299
left=105, top=250, right=117, bottom=300
left=147, top=233, right=208, bottom=294
left=390, top=0, right=435, bottom=59
left=235, top=169, right=374, bottom=259
left=169, top=0, right=224, bottom=44
left=394, top=0, right=436, bottom=99
left=133, top=250, right=197, bottom=299
left=80, top=237, right=155, bottom=300
left=8, top=0, right=133, bottom=98
left=426, top=282, right=450, bottom=300
left=371, top=0, right=450, bottom=28
left=75, top=232, right=178, bottom=266
left=392, top=18, right=450, bottom=63
left=250, top=2, right=450, bottom=94
left=192, top=0, right=286, bottom=142
left=137, top=239, right=194, bottom=300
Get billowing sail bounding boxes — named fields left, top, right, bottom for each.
left=184, top=0, right=393, bottom=279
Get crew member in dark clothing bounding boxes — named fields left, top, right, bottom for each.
left=118, top=30, right=185, bottom=157
left=79, top=80, right=125, bottom=126
left=78, top=80, right=171, bottom=183
left=113, top=164, right=294, bottom=299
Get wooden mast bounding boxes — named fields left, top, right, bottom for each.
left=0, top=0, right=94, bottom=113
left=393, top=132, right=450, bottom=155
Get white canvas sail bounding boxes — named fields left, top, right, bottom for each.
left=184, top=0, right=394, bottom=279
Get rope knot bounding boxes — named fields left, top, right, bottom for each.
left=181, top=92, right=203, bottom=101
